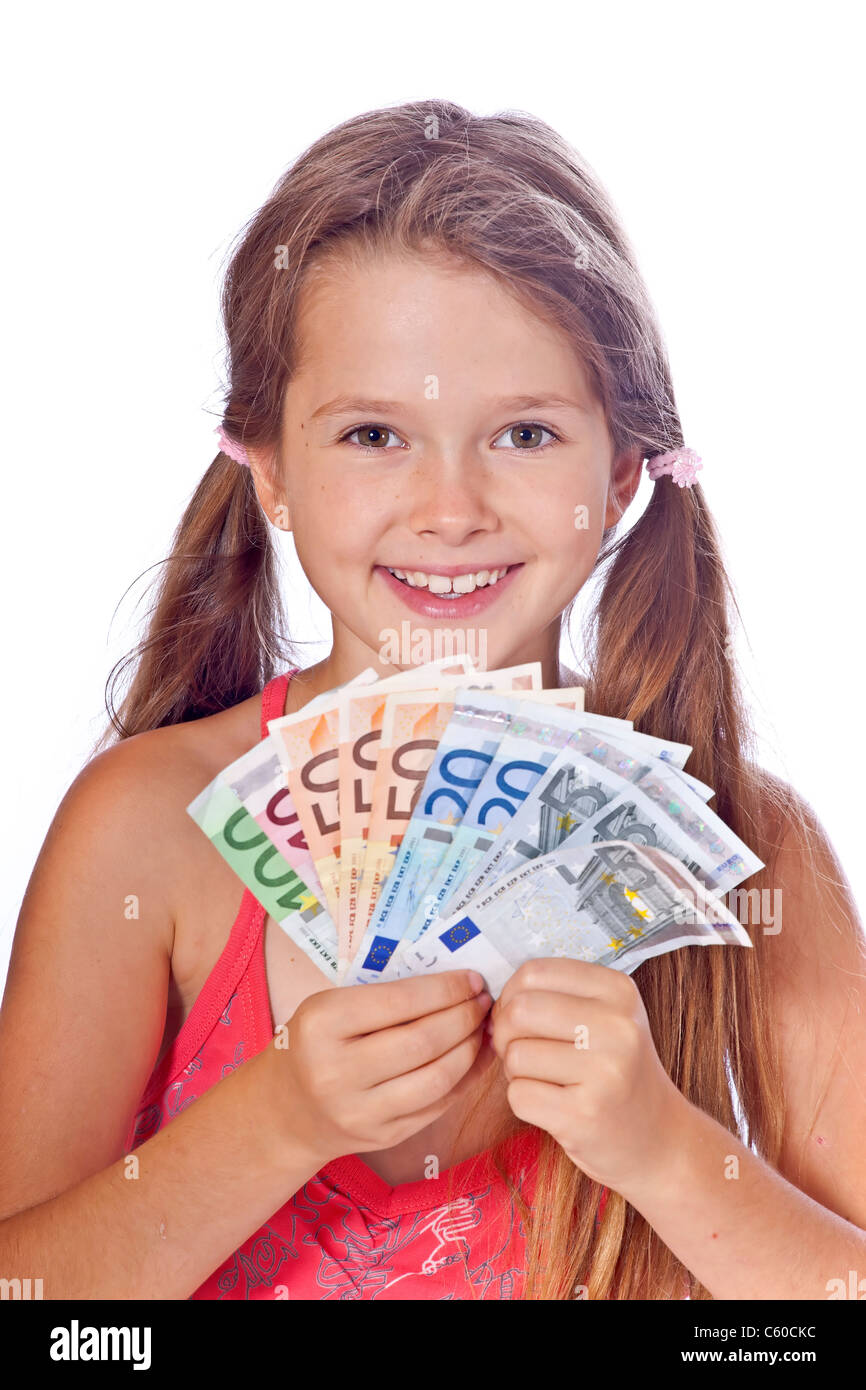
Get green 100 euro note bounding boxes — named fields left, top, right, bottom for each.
left=187, top=775, right=339, bottom=980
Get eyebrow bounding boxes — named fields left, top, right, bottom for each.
left=309, top=392, right=591, bottom=421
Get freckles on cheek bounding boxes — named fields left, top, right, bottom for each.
left=528, top=471, right=603, bottom=536
left=546, top=507, right=600, bottom=560
left=305, top=482, right=392, bottom=569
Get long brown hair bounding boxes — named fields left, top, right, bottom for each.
left=99, top=99, right=809, bottom=1298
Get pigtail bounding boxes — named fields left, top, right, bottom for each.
left=586, top=479, right=733, bottom=778
left=96, top=450, right=290, bottom=745
left=513, top=470, right=793, bottom=1300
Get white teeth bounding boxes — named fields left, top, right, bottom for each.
left=452, top=573, right=477, bottom=594
left=386, top=565, right=510, bottom=593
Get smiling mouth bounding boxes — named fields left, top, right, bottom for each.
left=382, top=565, right=517, bottom=597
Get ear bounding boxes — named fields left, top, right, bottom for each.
left=604, top=444, right=645, bottom=528
left=245, top=445, right=292, bottom=532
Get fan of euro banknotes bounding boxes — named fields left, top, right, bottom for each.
left=187, top=655, right=762, bottom=999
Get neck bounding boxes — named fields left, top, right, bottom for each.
left=290, top=626, right=576, bottom=705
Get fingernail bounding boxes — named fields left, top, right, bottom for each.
left=467, top=971, right=486, bottom=994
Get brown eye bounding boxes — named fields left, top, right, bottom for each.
left=357, top=426, right=389, bottom=448
left=341, top=425, right=405, bottom=453
left=513, top=425, right=543, bottom=447
left=491, top=422, right=559, bottom=452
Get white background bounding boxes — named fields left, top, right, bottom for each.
left=2, top=0, right=863, bottom=989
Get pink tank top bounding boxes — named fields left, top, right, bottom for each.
left=124, top=670, right=609, bottom=1300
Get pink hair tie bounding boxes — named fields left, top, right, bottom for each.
left=646, top=447, right=703, bottom=488
left=215, top=425, right=251, bottom=468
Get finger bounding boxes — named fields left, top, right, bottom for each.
left=506, top=1076, right=570, bottom=1135
left=354, top=989, right=493, bottom=1087
left=498, top=1035, right=605, bottom=1086
left=443, top=1028, right=499, bottom=1102
left=491, top=991, right=619, bottom=1050
left=354, top=1030, right=499, bottom=1154
left=367, top=1019, right=490, bottom=1121
left=336, top=969, right=487, bottom=1038
left=495, top=957, right=634, bottom=1016
left=394, top=1026, right=499, bottom=1124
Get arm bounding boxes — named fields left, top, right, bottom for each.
left=618, top=1094, right=866, bottom=1300
left=0, top=1043, right=323, bottom=1300
left=0, top=734, right=321, bottom=1299
left=618, top=798, right=866, bottom=1299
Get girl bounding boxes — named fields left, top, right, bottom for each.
left=2, top=98, right=864, bottom=1302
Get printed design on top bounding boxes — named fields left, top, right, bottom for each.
left=201, top=1172, right=530, bottom=1300
left=214, top=1224, right=298, bottom=1299
left=129, top=989, right=244, bottom=1149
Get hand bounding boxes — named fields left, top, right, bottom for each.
left=487, top=957, right=687, bottom=1195
left=269, top=970, right=496, bottom=1168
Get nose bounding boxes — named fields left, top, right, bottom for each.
left=406, top=455, right=500, bottom=546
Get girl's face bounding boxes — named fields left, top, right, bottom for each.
left=252, top=249, right=642, bottom=679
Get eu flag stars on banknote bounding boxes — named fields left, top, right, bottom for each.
left=187, top=656, right=760, bottom=997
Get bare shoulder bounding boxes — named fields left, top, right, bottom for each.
left=6, top=691, right=264, bottom=1016
left=750, top=765, right=865, bottom=1086
left=749, top=768, right=864, bottom=965
left=51, top=702, right=258, bottom=925
left=748, top=772, right=866, bottom=1225
left=0, top=694, right=267, bottom=1215
left=85, top=694, right=262, bottom=797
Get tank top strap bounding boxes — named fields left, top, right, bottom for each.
left=129, top=668, right=300, bottom=1117
left=261, top=668, right=297, bottom=737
